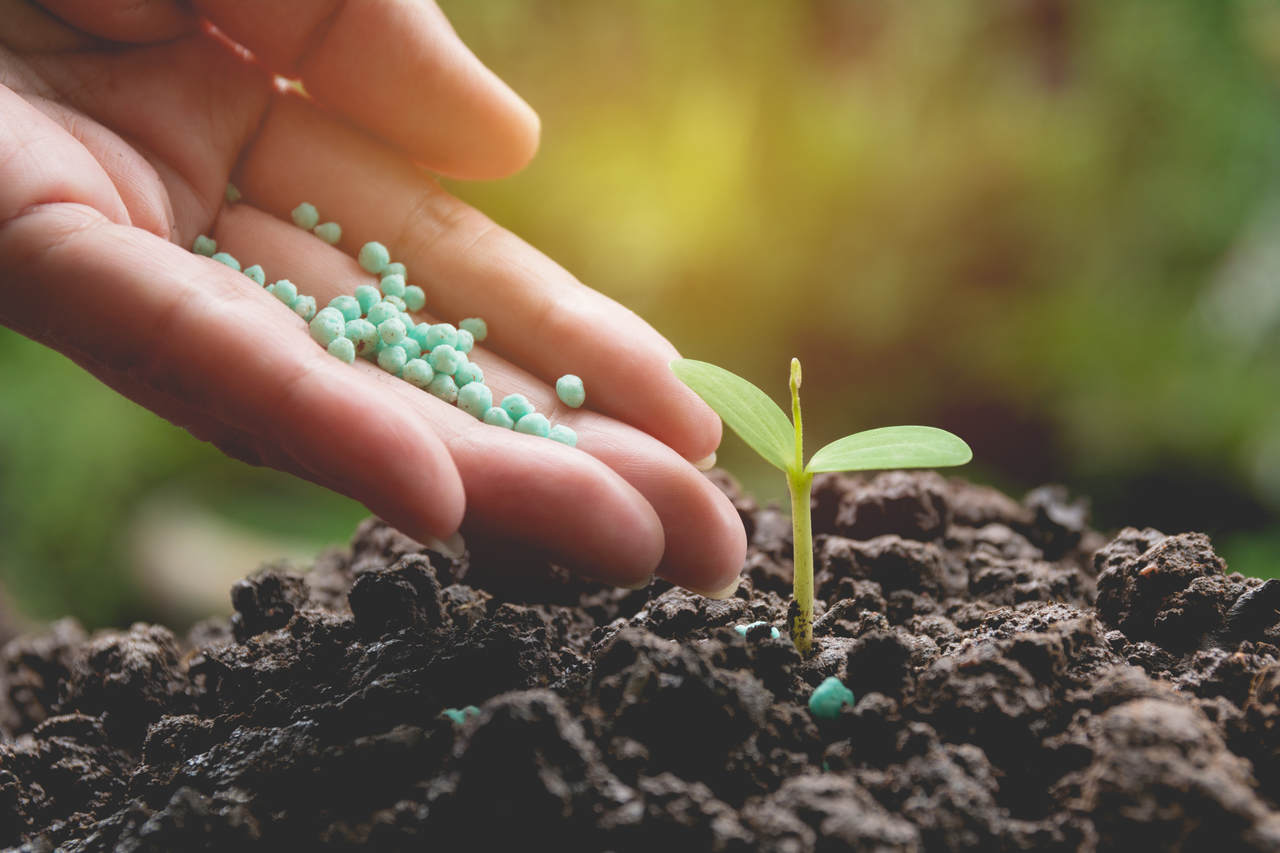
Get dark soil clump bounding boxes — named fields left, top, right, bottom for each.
left=3, top=472, right=1280, bottom=851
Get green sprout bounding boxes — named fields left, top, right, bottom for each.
left=672, top=357, right=972, bottom=655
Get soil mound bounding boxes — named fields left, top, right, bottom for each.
left=3, top=472, right=1280, bottom=851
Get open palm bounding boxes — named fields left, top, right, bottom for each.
left=0, top=0, right=745, bottom=594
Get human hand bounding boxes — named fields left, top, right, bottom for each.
left=0, top=0, right=746, bottom=595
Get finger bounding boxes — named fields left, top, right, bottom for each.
left=0, top=84, right=129, bottom=226
left=235, top=96, right=723, bottom=464
left=0, top=202, right=466, bottom=541
left=212, top=204, right=744, bottom=591
left=193, top=0, right=538, bottom=179
left=32, top=0, right=196, bottom=43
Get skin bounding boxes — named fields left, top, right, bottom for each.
left=0, top=0, right=746, bottom=595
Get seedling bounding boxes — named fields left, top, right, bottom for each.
left=672, top=357, right=971, bottom=655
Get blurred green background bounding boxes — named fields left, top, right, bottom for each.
left=3, top=0, right=1280, bottom=630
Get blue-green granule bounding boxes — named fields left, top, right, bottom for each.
left=397, top=336, right=422, bottom=360
left=268, top=279, right=297, bottom=305
left=354, top=284, right=381, bottom=315
left=403, top=285, right=425, bottom=312
left=328, top=295, right=361, bottom=322
left=548, top=424, right=578, bottom=447
left=425, top=323, right=458, bottom=350
left=192, top=234, right=217, bottom=256
left=358, top=241, right=390, bottom=275
left=402, top=358, right=435, bottom=388
left=427, top=344, right=460, bottom=376
left=427, top=374, right=459, bottom=404
left=483, top=406, right=515, bottom=429
left=344, top=318, right=378, bottom=356
left=243, top=264, right=265, bottom=286
left=290, top=294, right=317, bottom=321
left=459, top=317, right=487, bottom=342
left=309, top=308, right=345, bottom=347
left=808, top=677, right=855, bottom=720
left=734, top=621, right=781, bottom=640
left=379, top=273, right=406, bottom=298
left=454, top=329, right=475, bottom=354
left=211, top=252, right=240, bottom=272
left=383, top=261, right=407, bottom=278
left=291, top=202, right=319, bottom=230
left=366, top=302, right=397, bottom=326
left=514, top=412, right=551, bottom=438
left=327, top=336, right=355, bottom=363
left=377, top=345, right=407, bottom=376
left=383, top=294, right=407, bottom=312
left=313, top=221, right=341, bottom=244
left=556, top=374, right=586, bottom=409
left=457, top=382, right=493, bottom=419
left=453, top=362, right=484, bottom=387
left=442, top=705, right=481, bottom=725
left=501, top=394, right=534, bottom=422
left=378, top=317, right=407, bottom=346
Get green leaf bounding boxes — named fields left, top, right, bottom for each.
left=671, top=358, right=795, bottom=472
left=806, top=425, right=972, bottom=474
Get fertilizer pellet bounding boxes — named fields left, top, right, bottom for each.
left=514, top=412, right=551, bottom=438
left=734, top=621, right=780, bottom=640
left=211, top=252, right=241, bottom=271
left=402, top=358, right=435, bottom=388
left=454, top=329, right=474, bottom=354
left=556, top=374, right=585, bottom=409
left=397, top=336, right=422, bottom=360
left=457, top=382, right=493, bottom=419
left=309, top=308, right=345, bottom=347
left=344, top=318, right=377, bottom=356
left=403, top=285, right=425, bottom=312
left=243, top=264, right=265, bottom=286
left=459, top=317, right=487, bottom=342
left=358, top=241, right=390, bottom=274
left=425, top=323, right=458, bottom=350
left=378, top=317, right=407, bottom=346
left=501, top=394, right=535, bottom=422
left=383, top=261, right=406, bottom=278
left=427, top=344, right=460, bottom=376
left=291, top=202, right=319, bottom=230
left=548, top=424, right=578, bottom=447
left=383, top=294, right=407, bottom=312
left=377, top=345, right=407, bottom=376
left=366, top=302, right=397, bottom=326
left=328, top=295, right=361, bottom=322
left=313, top=222, right=341, bottom=244
left=290, top=294, right=317, bottom=321
left=453, top=362, right=483, bottom=387
left=192, top=234, right=217, bottom=256
left=409, top=323, right=432, bottom=349
left=427, top=374, right=458, bottom=404
left=354, top=284, right=381, bottom=315
left=808, top=677, right=854, bottom=719
left=225, top=183, right=241, bottom=204
left=327, top=336, right=355, bottom=363
left=269, top=280, right=298, bottom=305
left=379, top=273, right=406, bottom=298
left=483, top=406, right=514, bottom=429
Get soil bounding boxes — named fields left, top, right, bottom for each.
left=3, top=471, right=1280, bottom=851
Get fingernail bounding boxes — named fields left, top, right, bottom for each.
left=693, top=452, right=717, bottom=471
left=619, top=575, right=654, bottom=591
left=694, top=576, right=740, bottom=600
left=423, top=530, right=466, bottom=559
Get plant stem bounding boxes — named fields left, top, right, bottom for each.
left=787, top=469, right=814, bottom=655
left=787, top=357, right=814, bottom=655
